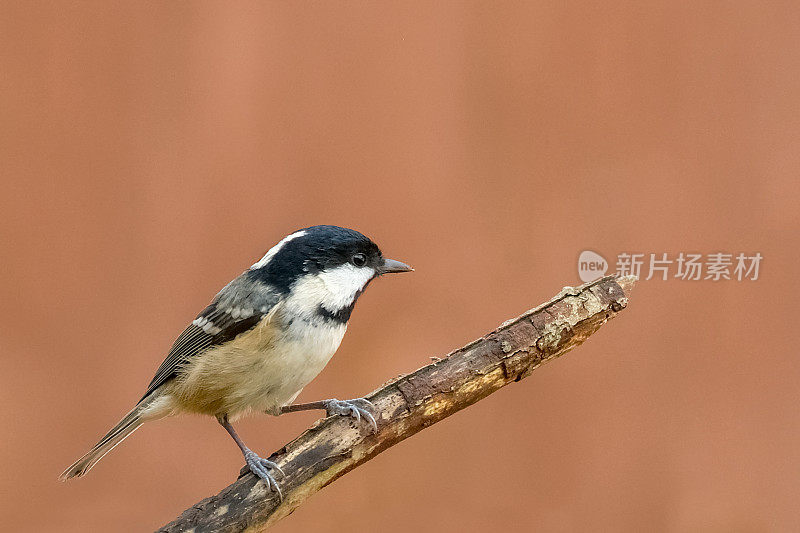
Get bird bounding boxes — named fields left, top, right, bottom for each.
left=60, top=225, right=413, bottom=498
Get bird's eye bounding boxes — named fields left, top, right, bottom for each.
left=351, top=253, right=367, bottom=267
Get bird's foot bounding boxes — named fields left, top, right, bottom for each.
left=322, top=398, right=378, bottom=433
left=244, top=449, right=285, bottom=500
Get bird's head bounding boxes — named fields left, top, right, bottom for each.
left=248, top=225, right=412, bottom=322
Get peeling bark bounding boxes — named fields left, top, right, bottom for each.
left=158, top=275, right=636, bottom=533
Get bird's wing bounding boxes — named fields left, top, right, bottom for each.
left=140, top=274, right=281, bottom=401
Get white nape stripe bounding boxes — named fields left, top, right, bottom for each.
left=250, top=230, right=308, bottom=270
left=287, top=263, right=375, bottom=316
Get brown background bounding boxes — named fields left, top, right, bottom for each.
left=1, top=1, right=798, bottom=531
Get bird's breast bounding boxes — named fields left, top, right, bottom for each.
left=170, top=313, right=347, bottom=418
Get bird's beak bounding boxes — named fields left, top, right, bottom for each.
left=380, top=258, right=414, bottom=274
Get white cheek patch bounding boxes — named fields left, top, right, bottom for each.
left=250, top=230, right=307, bottom=270
left=318, top=263, right=376, bottom=309
left=288, top=264, right=375, bottom=315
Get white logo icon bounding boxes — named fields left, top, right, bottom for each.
left=578, top=250, right=608, bottom=282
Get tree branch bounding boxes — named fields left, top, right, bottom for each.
left=159, top=275, right=637, bottom=533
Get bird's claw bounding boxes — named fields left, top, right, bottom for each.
left=323, top=398, right=378, bottom=433
left=244, top=450, right=284, bottom=501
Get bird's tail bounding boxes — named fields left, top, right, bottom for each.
left=59, top=403, right=145, bottom=480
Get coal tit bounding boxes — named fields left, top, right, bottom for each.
left=60, top=225, right=412, bottom=498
